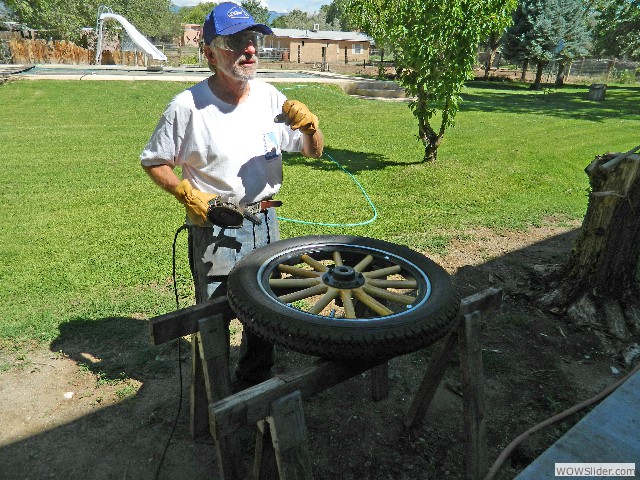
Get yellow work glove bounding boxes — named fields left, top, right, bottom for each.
left=175, top=179, right=218, bottom=226
left=282, top=100, right=319, bottom=135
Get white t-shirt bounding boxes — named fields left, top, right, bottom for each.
left=140, top=79, right=303, bottom=204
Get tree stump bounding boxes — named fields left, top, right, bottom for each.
left=588, top=83, right=606, bottom=101
left=547, top=147, right=640, bottom=359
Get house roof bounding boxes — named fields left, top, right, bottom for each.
left=270, top=28, right=371, bottom=43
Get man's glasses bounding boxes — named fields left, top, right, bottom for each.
left=212, top=31, right=264, bottom=51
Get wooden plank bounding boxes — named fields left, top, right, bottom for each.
left=210, top=359, right=382, bottom=436
left=458, top=311, right=487, bottom=480
left=404, top=324, right=460, bottom=428
left=268, top=391, right=313, bottom=480
left=515, top=370, right=640, bottom=479
left=149, top=287, right=500, bottom=346
left=148, top=296, right=235, bottom=345
left=459, top=287, right=502, bottom=317
left=370, top=361, right=389, bottom=401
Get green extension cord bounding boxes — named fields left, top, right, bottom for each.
left=277, top=151, right=378, bottom=227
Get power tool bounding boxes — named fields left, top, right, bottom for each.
left=207, top=196, right=262, bottom=228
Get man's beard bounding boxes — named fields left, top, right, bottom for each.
left=230, top=55, right=258, bottom=81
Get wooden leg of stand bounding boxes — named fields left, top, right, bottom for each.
left=195, top=314, right=244, bottom=480
left=404, top=327, right=459, bottom=428
left=190, top=332, right=209, bottom=439
left=371, top=362, right=389, bottom=401
left=267, top=391, right=313, bottom=480
left=197, top=314, right=232, bottom=402
left=253, top=420, right=279, bottom=480
left=458, top=311, right=487, bottom=480
left=190, top=314, right=232, bottom=439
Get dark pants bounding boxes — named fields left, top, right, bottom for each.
left=187, top=208, right=279, bottom=380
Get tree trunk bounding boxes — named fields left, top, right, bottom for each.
left=547, top=148, right=640, bottom=354
left=415, top=88, right=442, bottom=163
left=418, top=117, right=441, bottom=162
left=531, top=61, right=545, bottom=90
left=378, top=48, right=385, bottom=78
left=555, top=60, right=566, bottom=87
left=483, top=46, right=497, bottom=80
left=564, top=149, right=640, bottom=296
left=520, top=59, right=529, bottom=81
left=423, top=142, right=438, bottom=162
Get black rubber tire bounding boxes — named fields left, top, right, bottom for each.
left=227, top=235, right=460, bottom=361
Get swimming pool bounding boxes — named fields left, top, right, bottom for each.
left=17, top=64, right=340, bottom=81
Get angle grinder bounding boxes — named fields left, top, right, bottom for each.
left=207, top=196, right=261, bottom=228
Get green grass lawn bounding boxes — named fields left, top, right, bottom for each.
left=1, top=78, right=638, bottom=350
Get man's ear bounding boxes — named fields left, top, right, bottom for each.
left=203, top=45, right=216, bottom=65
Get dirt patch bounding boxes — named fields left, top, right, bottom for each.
left=0, top=219, right=630, bottom=480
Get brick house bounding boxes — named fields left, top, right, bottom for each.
left=177, top=23, right=372, bottom=65
left=181, top=23, right=202, bottom=47
left=264, top=27, right=371, bottom=65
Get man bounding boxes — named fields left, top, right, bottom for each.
left=140, top=2, right=324, bottom=384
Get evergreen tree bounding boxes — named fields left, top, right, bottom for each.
left=502, top=0, right=590, bottom=88
left=502, top=0, right=538, bottom=79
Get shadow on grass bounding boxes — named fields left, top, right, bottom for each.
left=284, top=147, right=423, bottom=174
left=460, top=82, right=640, bottom=122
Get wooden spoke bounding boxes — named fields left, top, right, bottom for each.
left=362, top=285, right=415, bottom=305
left=301, top=254, right=328, bottom=272
left=367, top=278, right=418, bottom=289
left=279, top=284, right=328, bottom=303
left=353, top=254, right=374, bottom=272
left=362, top=265, right=402, bottom=279
left=277, top=264, right=321, bottom=278
left=308, top=287, right=340, bottom=315
left=352, top=289, right=394, bottom=316
left=332, top=250, right=344, bottom=266
left=269, top=278, right=321, bottom=289
left=340, top=290, right=356, bottom=318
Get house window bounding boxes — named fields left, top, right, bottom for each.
left=352, top=43, right=362, bottom=54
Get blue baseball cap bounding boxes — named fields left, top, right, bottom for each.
left=203, top=2, right=273, bottom=45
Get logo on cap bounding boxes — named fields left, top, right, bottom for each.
left=227, top=6, right=250, bottom=19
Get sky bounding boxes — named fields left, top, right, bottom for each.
left=170, top=0, right=332, bottom=14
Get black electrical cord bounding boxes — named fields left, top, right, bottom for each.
left=153, top=224, right=188, bottom=480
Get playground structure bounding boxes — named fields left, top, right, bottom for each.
left=94, top=5, right=166, bottom=66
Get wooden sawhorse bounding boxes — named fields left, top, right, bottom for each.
left=149, top=286, right=503, bottom=480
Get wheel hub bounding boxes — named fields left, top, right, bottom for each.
left=322, top=265, right=366, bottom=289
